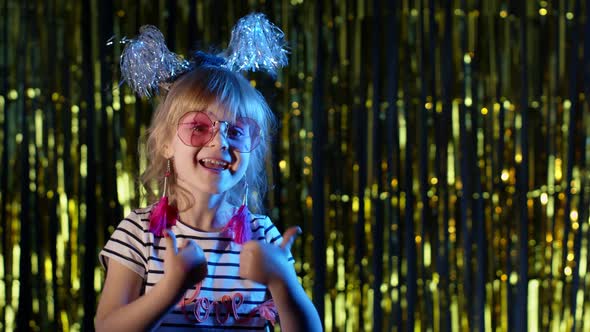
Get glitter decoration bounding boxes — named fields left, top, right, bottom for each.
left=3, top=1, right=590, bottom=331
left=120, top=14, right=287, bottom=99
left=119, top=25, right=191, bottom=98
left=223, top=13, right=288, bottom=76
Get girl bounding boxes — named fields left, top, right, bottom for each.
left=95, top=14, right=322, bottom=332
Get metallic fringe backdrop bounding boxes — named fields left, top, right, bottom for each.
left=1, top=0, right=589, bottom=331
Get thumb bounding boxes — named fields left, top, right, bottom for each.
left=165, top=229, right=179, bottom=256
left=183, top=239, right=206, bottom=261
left=280, top=226, right=302, bottom=251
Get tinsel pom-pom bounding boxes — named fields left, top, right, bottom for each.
left=223, top=13, right=288, bottom=76
left=120, top=25, right=191, bottom=98
left=149, top=196, right=178, bottom=236
left=223, top=204, right=252, bottom=245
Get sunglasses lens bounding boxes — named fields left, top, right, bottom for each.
left=178, top=112, right=213, bottom=147
left=177, top=112, right=262, bottom=152
left=227, top=117, right=261, bottom=152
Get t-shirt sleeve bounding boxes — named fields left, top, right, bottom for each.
left=259, top=216, right=295, bottom=264
left=99, top=212, right=150, bottom=279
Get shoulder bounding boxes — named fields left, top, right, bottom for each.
left=115, top=206, right=152, bottom=234
left=251, top=213, right=273, bottom=233
left=99, top=206, right=155, bottom=277
left=250, top=212, right=270, bottom=227
left=107, top=205, right=157, bottom=241
left=250, top=213, right=282, bottom=244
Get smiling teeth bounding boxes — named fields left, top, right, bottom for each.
left=200, top=158, right=229, bottom=169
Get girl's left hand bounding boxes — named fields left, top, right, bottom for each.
left=239, top=226, right=301, bottom=286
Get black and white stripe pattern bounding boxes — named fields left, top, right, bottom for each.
left=99, top=206, right=294, bottom=331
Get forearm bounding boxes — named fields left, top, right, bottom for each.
left=268, top=273, right=322, bottom=332
left=95, top=280, right=182, bottom=332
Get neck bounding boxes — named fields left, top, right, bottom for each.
left=178, top=192, right=233, bottom=232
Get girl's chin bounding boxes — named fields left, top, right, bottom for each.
left=191, top=183, right=233, bottom=196
left=178, top=173, right=242, bottom=195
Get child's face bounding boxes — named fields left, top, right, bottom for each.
left=167, top=104, right=251, bottom=197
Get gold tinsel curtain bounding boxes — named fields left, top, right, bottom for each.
left=1, top=0, right=589, bottom=331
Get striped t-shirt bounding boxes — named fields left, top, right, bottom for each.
left=99, top=206, right=293, bottom=331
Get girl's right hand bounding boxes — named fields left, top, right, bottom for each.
left=163, top=229, right=208, bottom=294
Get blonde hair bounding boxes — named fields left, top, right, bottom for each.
left=140, top=63, right=276, bottom=214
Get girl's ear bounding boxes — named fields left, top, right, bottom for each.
left=163, top=144, right=174, bottom=159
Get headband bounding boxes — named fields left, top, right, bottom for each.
left=120, top=13, right=289, bottom=98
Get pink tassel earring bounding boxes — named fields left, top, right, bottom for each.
left=149, top=159, right=178, bottom=236
left=223, top=182, right=252, bottom=244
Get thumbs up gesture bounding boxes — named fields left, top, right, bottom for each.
left=163, top=230, right=208, bottom=293
left=239, top=226, right=301, bottom=286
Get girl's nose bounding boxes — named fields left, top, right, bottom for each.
left=211, top=121, right=230, bottom=150
left=214, top=121, right=230, bottom=137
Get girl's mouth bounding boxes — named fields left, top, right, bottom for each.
left=199, top=158, right=230, bottom=170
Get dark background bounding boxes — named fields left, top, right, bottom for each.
left=1, top=0, right=589, bottom=331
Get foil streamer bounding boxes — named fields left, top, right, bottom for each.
left=120, top=25, right=191, bottom=98
left=2, top=1, right=590, bottom=332
left=223, top=13, right=288, bottom=76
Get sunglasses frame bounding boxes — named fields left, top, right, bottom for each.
left=176, top=111, right=262, bottom=153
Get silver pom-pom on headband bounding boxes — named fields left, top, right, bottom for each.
left=118, top=13, right=288, bottom=98
left=223, top=13, right=288, bottom=76
left=120, top=25, right=191, bottom=98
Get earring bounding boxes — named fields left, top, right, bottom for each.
left=223, top=182, right=252, bottom=244
left=149, top=159, right=178, bottom=236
